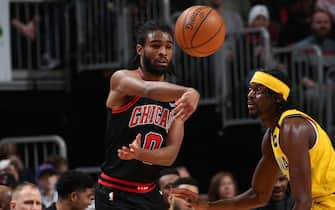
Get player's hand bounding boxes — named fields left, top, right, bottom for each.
left=173, top=88, right=200, bottom=121
left=171, top=188, right=209, bottom=210
left=117, top=133, right=142, bottom=160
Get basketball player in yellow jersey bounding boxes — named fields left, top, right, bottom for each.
left=173, top=69, right=335, bottom=210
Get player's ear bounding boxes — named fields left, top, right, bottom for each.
left=136, top=44, right=143, bottom=56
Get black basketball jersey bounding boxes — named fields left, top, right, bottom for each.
left=102, top=96, right=175, bottom=183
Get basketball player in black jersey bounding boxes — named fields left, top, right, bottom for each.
left=94, top=20, right=200, bottom=210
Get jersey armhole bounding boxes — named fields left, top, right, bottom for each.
left=111, top=96, right=141, bottom=113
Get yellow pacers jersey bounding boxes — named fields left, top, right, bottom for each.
left=271, top=109, right=335, bottom=209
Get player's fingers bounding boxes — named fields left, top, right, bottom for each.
left=175, top=97, right=183, bottom=105
left=129, top=144, right=136, bottom=152
left=117, top=150, right=126, bottom=158
left=121, top=146, right=131, bottom=152
left=136, top=133, right=142, bottom=139
left=173, top=108, right=185, bottom=120
left=135, top=135, right=141, bottom=145
left=172, top=103, right=183, bottom=115
left=171, top=188, right=198, bottom=199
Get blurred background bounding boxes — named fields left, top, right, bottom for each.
left=0, top=0, right=334, bottom=194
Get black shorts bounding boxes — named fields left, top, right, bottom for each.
left=95, top=184, right=168, bottom=210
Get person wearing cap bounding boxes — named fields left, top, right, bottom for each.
left=0, top=160, right=19, bottom=183
left=35, top=163, right=58, bottom=208
left=248, top=5, right=270, bottom=28
left=248, top=4, right=279, bottom=46
left=172, top=69, right=335, bottom=209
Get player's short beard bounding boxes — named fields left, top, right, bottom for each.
left=142, top=53, right=172, bottom=76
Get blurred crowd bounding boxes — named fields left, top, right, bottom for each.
left=0, top=142, right=295, bottom=210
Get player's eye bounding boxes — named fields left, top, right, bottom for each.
left=151, top=44, right=161, bottom=49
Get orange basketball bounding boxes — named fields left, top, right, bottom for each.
left=175, top=5, right=226, bottom=57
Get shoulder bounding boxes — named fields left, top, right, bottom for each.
left=281, top=116, right=313, bottom=134
left=110, top=69, right=141, bottom=83
left=111, top=69, right=138, bottom=79
left=280, top=116, right=314, bottom=147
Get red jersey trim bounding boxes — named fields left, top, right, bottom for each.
left=98, top=179, right=156, bottom=193
left=100, top=172, right=154, bottom=187
left=112, top=96, right=141, bottom=114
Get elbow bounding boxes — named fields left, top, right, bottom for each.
left=161, top=158, right=176, bottom=166
left=160, top=155, right=177, bottom=166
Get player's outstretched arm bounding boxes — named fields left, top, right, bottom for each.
left=173, top=130, right=280, bottom=210
left=109, top=70, right=200, bottom=103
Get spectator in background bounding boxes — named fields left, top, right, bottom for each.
left=316, top=0, right=335, bottom=24
left=294, top=9, right=335, bottom=115
left=9, top=182, right=42, bottom=210
left=45, top=170, right=95, bottom=210
left=0, top=144, right=18, bottom=160
left=158, top=168, right=180, bottom=204
left=248, top=5, right=280, bottom=46
left=11, top=17, right=38, bottom=42
left=11, top=3, right=63, bottom=70
left=176, top=166, right=191, bottom=178
left=279, top=0, right=316, bottom=46
left=249, top=0, right=283, bottom=25
left=0, top=185, right=12, bottom=210
left=173, top=177, right=199, bottom=194
left=207, top=0, right=244, bottom=34
left=0, top=144, right=34, bottom=183
left=207, top=171, right=238, bottom=201
left=46, top=155, right=69, bottom=176
left=295, top=9, right=335, bottom=52
left=252, top=173, right=294, bottom=210
left=248, top=5, right=270, bottom=28
left=0, top=160, right=19, bottom=183
left=168, top=177, right=200, bottom=210
left=35, top=163, right=58, bottom=208
left=0, top=172, right=18, bottom=189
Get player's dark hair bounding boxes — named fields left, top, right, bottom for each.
left=172, top=177, right=199, bottom=188
left=135, top=20, right=174, bottom=46
left=56, top=170, right=94, bottom=199
left=159, top=168, right=179, bottom=178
